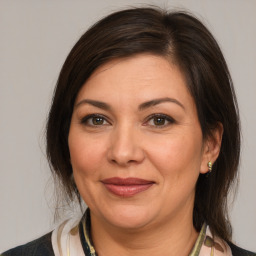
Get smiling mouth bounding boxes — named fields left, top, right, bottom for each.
left=101, top=177, right=155, bottom=197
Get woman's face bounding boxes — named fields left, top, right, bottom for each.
left=68, top=54, right=211, bottom=230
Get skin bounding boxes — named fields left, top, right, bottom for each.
left=68, top=54, right=222, bottom=256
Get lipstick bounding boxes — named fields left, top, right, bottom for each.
left=101, top=177, right=154, bottom=197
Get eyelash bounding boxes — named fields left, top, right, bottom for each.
left=80, top=114, right=110, bottom=126
left=80, top=113, right=175, bottom=128
left=144, top=114, right=175, bottom=128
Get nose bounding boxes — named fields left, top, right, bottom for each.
left=107, top=124, right=145, bottom=166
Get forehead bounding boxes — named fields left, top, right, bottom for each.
left=75, top=54, right=193, bottom=108
left=88, top=54, right=177, bottom=84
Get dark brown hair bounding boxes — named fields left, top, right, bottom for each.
left=46, top=6, right=240, bottom=241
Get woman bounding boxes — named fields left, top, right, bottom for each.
left=2, top=6, right=255, bottom=256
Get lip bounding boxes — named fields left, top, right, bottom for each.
left=101, top=177, right=155, bottom=197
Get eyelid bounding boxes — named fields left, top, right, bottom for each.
left=80, top=114, right=111, bottom=126
left=143, top=113, right=175, bottom=127
left=79, top=113, right=175, bottom=128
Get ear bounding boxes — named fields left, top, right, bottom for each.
left=200, top=123, right=223, bottom=174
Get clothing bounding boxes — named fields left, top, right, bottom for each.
left=1, top=233, right=53, bottom=256
left=2, top=210, right=255, bottom=256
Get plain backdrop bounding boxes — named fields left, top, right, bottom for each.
left=1, top=0, right=256, bottom=253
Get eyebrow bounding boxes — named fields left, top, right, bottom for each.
left=138, top=97, right=185, bottom=111
left=75, top=97, right=184, bottom=111
left=75, top=99, right=111, bottom=110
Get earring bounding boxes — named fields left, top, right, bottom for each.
left=207, top=161, right=212, bottom=172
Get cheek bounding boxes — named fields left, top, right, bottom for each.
left=146, top=132, right=203, bottom=179
left=68, top=132, right=108, bottom=207
left=68, top=132, right=106, bottom=178
left=146, top=132, right=203, bottom=211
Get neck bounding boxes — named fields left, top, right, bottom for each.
left=90, top=209, right=198, bottom=256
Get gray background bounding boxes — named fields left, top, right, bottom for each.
left=1, top=0, right=255, bottom=253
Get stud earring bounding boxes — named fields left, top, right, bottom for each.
left=207, top=161, right=212, bottom=172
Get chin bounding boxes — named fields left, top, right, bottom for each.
left=100, top=204, right=156, bottom=230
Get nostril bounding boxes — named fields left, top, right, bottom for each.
left=109, top=152, right=145, bottom=166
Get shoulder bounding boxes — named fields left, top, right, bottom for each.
left=1, top=232, right=54, bottom=256
left=228, top=242, right=256, bottom=256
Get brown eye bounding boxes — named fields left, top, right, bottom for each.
left=81, top=114, right=109, bottom=126
left=153, top=117, right=166, bottom=126
left=92, top=117, right=104, bottom=125
left=145, top=114, right=175, bottom=128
